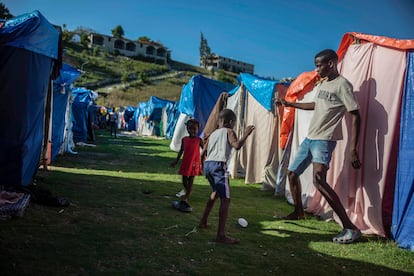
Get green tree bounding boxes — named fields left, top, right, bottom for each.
left=137, top=36, right=151, bottom=42
left=216, top=69, right=236, bottom=84
left=0, top=3, right=13, bottom=19
left=121, top=72, right=129, bottom=83
left=199, top=32, right=211, bottom=68
left=111, top=25, right=125, bottom=38
left=74, top=26, right=95, bottom=35
left=61, top=24, right=74, bottom=43
left=93, top=46, right=100, bottom=56
left=80, top=33, right=90, bottom=49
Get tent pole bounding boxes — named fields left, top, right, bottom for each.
left=40, top=79, right=53, bottom=170
left=232, top=83, right=245, bottom=178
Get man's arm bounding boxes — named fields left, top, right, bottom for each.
left=349, top=110, right=361, bottom=169
left=275, top=98, right=315, bottom=110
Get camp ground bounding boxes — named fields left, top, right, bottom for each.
left=0, top=9, right=413, bottom=274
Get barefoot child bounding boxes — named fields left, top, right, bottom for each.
left=199, top=109, right=255, bottom=244
left=170, top=119, right=203, bottom=212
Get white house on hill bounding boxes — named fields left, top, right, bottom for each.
left=88, top=33, right=170, bottom=65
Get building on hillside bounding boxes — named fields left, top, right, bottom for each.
left=88, top=33, right=170, bottom=65
left=200, top=53, right=254, bottom=74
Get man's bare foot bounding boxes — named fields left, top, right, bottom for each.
left=216, top=236, right=240, bottom=244
left=198, top=223, right=210, bottom=229
left=282, top=212, right=306, bottom=220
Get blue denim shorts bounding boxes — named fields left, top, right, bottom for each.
left=203, top=161, right=230, bottom=199
left=288, top=138, right=337, bottom=175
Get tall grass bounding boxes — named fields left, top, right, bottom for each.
left=1, top=130, right=413, bottom=275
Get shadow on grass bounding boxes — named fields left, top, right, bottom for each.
left=17, top=130, right=412, bottom=275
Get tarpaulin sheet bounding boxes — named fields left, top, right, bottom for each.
left=72, top=87, right=94, bottom=143
left=51, top=64, right=81, bottom=161
left=178, top=74, right=235, bottom=131
left=0, top=10, right=59, bottom=59
left=392, top=51, right=414, bottom=251
left=0, top=10, right=58, bottom=186
left=0, top=46, right=53, bottom=186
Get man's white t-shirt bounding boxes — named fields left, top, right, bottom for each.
left=307, top=75, right=359, bottom=141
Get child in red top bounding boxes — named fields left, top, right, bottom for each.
left=170, top=119, right=203, bottom=212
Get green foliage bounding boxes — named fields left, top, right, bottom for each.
left=216, top=69, right=237, bottom=84
left=111, top=25, right=125, bottom=38
left=73, top=26, right=96, bottom=35
left=92, top=46, right=100, bottom=56
left=199, top=32, right=212, bottom=67
left=137, top=36, right=151, bottom=42
left=139, top=72, right=149, bottom=83
left=0, top=2, right=13, bottom=19
left=80, top=33, right=90, bottom=49
left=121, top=72, right=129, bottom=83
left=62, top=30, right=74, bottom=43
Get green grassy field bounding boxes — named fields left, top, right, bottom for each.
left=1, top=129, right=413, bottom=275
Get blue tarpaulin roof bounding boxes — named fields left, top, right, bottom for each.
left=231, top=73, right=291, bottom=111
left=0, top=10, right=59, bottom=59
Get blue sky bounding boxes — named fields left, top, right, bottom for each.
left=4, top=0, right=414, bottom=78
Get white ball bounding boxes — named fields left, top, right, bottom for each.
left=238, top=217, right=248, bottom=227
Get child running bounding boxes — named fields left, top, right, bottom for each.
left=199, top=109, right=255, bottom=244
left=170, top=118, right=203, bottom=212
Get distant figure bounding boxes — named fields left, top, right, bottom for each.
left=109, top=107, right=118, bottom=138
left=199, top=109, right=255, bottom=244
left=170, top=118, right=203, bottom=212
left=276, top=49, right=362, bottom=244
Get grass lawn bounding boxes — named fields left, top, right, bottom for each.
left=1, top=129, right=413, bottom=275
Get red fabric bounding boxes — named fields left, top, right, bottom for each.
left=179, top=137, right=202, bottom=176
left=279, top=71, right=319, bottom=148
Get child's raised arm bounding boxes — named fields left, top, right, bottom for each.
left=227, top=125, right=255, bottom=150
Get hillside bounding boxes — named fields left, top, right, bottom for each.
left=62, top=41, right=237, bottom=107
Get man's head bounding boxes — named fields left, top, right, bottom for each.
left=314, top=49, right=339, bottom=79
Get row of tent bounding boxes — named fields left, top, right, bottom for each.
left=0, top=10, right=413, bottom=252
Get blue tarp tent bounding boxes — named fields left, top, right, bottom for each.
left=51, top=63, right=81, bottom=162
left=71, top=87, right=97, bottom=143
left=165, top=102, right=179, bottom=139
left=170, top=75, right=236, bottom=151
left=123, top=106, right=136, bottom=131
left=178, top=75, right=236, bottom=131
left=147, top=96, right=175, bottom=136
left=392, top=51, right=414, bottom=252
left=0, top=10, right=60, bottom=186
